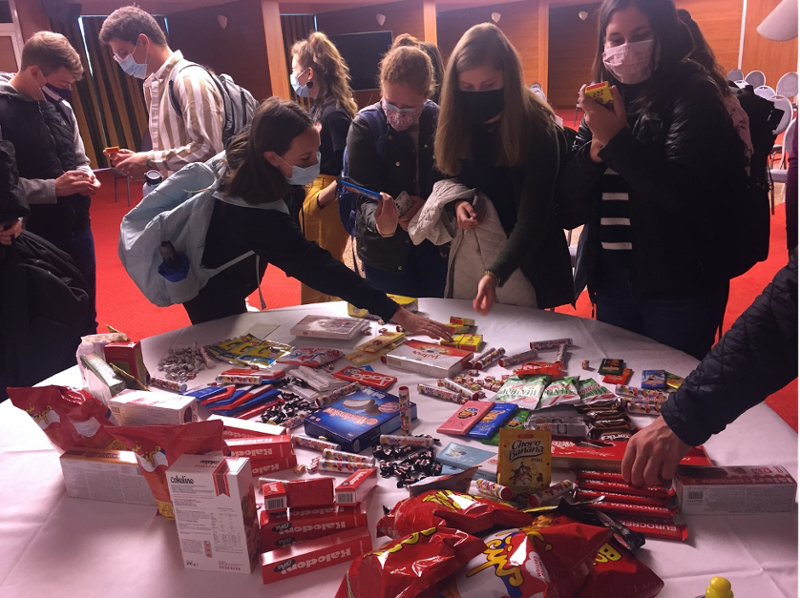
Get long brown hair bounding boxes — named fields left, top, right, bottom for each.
left=590, top=0, right=695, bottom=112
left=435, top=23, right=554, bottom=176
left=678, top=8, right=730, bottom=96
left=291, top=31, right=357, bottom=119
left=219, top=97, right=314, bottom=205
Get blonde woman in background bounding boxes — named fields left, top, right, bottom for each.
left=290, top=31, right=357, bottom=304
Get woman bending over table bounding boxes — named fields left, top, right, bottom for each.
left=559, top=0, right=755, bottom=360
left=433, top=23, right=574, bottom=316
left=181, top=97, right=451, bottom=340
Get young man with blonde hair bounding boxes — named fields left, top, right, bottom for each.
left=99, top=5, right=224, bottom=177
left=0, top=31, right=100, bottom=329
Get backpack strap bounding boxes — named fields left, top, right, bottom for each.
left=168, top=61, right=226, bottom=119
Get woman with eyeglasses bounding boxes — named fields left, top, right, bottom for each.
left=343, top=37, right=447, bottom=298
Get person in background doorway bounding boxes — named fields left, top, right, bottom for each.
left=0, top=31, right=99, bottom=330
left=290, top=31, right=356, bottom=304
left=434, top=23, right=574, bottom=314
left=99, top=5, right=224, bottom=178
left=344, top=37, right=447, bottom=298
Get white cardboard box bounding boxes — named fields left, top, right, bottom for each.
left=109, top=389, right=197, bottom=426
left=60, top=449, right=155, bottom=506
left=167, top=455, right=259, bottom=573
left=675, top=465, right=797, bottom=515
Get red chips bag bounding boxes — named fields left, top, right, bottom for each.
left=523, top=513, right=612, bottom=598
left=8, top=386, right=119, bottom=451
left=436, top=527, right=552, bottom=598
left=105, top=420, right=226, bottom=519
left=377, top=490, right=532, bottom=540
left=576, top=541, right=664, bottom=598
left=336, top=527, right=485, bottom=598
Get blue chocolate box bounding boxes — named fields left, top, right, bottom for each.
left=303, top=387, right=417, bottom=453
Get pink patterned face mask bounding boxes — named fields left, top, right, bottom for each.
left=381, top=98, right=423, bottom=132
left=602, top=39, right=655, bottom=85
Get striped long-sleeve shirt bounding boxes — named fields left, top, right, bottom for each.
left=143, top=51, right=224, bottom=176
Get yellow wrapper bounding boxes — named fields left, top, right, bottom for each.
left=498, top=428, right=552, bottom=497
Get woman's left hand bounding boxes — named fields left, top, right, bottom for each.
left=392, top=307, right=453, bottom=340
left=473, top=273, right=497, bottom=316
left=578, top=84, right=628, bottom=147
left=398, top=195, right=424, bottom=231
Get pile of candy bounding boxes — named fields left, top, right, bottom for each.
left=156, top=345, right=214, bottom=383
left=373, top=436, right=442, bottom=487
left=259, top=387, right=320, bottom=429
left=452, top=371, right=512, bottom=393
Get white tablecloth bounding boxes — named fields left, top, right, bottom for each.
left=0, top=299, right=796, bottom=598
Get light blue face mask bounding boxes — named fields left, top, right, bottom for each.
left=290, top=71, right=311, bottom=98
left=280, top=152, right=320, bottom=186
left=114, top=41, right=147, bottom=79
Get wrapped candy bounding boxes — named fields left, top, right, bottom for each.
left=336, top=527, right=485, bottom=598
left=377, top=489, right=531, bottom=540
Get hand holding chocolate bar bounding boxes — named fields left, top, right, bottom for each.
left=621, top=416, right=691, bottom=487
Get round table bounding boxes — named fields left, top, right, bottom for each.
left=0, top=299, right=795, bottom=598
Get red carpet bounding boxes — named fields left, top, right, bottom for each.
left=90, top=167, right=797, bottom=431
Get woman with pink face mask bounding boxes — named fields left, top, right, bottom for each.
left=559, top=0, right=756, bottom=361
left=344, top=37, right=447, bottom=297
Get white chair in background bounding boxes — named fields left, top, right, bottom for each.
left=755, top=85, right=777, bottom=99
left=727, top=68, right=744, bottom=81
left=771, top=96, right=793, bottom=136
left=770, top=118, right=796, bottom=213
left=776, top=71, right=798, bottom=102
left=745, top=70, right=767, bottom=88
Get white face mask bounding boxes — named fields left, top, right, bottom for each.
left=279, top=152, right=321, bottom=186
left=114, top=40, right=148, bottom=79
left=602, top=39, right=655, bottom=85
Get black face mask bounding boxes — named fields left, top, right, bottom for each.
left=45, top=83, right=73, bottom=104
left=459, top=88, right=505, bottom=124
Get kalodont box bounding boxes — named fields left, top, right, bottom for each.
left=303, top=387, right=417, bottom=453
left=674, top=465, right=797, bottom=515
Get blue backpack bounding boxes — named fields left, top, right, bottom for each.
left=338, top=104, right=388, bottom=237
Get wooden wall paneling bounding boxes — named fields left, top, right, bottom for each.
left=423, top=0, right=438, bottom=44
left=316, top=0, right=427, bottom=40
left=547, top=2, right=598, bottom=108
left=262, top=0, right=290, bottom=99
left=167, top=0, right=273, bottom=100
left=13, top=0, right=48, bottom=41
left=537, top=0, right=549, bottom=93
left=674, top=0, right=743, bottom=74
left=435, top=1, right=541, bottom=86
left=0, top=35, right=16, bottom=71
left=741, top=0, right=798, bottom=88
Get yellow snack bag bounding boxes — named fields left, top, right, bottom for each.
left=498, top=428, right=552, bottom=496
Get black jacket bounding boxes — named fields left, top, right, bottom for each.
left=465, top=120, right=575, bottom=310
left=0, top=84, right=90, bottom=247
left=662, top=251, right=797, bottom=446
left=191, top=186, right=399, bottom=324
left=559, top=62, right=756, bottom=301
left=346, top=101, right=439, bottom=272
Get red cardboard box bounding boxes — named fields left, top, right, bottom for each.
left=551, top=439, right=712, bottom=472
left=103, top=341, right=149, bottom=386
left=335, top=468, right=377, bottom=506
left=207, top=414, right=287, bottom=439
left=263, top=482, right=288, bottom=512
left=250, top=453, right=298, bottom=477
left=259, top=502, right=368, bottom=550
left=282, top=477, right=335, bottom=509
left=260, top=527, right=372, bottom=583
left=227, top=435, right=293, bottom=460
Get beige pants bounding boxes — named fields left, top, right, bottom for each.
left=300, top=174, right=350, bottom=304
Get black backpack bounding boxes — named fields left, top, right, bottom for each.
left=169, top=62, right=259, bottom=147
left=725, top=82, right=785, bottom=276
left=0, top=231, right=94, bottom=400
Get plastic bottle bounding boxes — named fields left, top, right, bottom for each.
left=142, top=169, right=163, bottom=197
left=695, top=577, right=733, bottom=598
